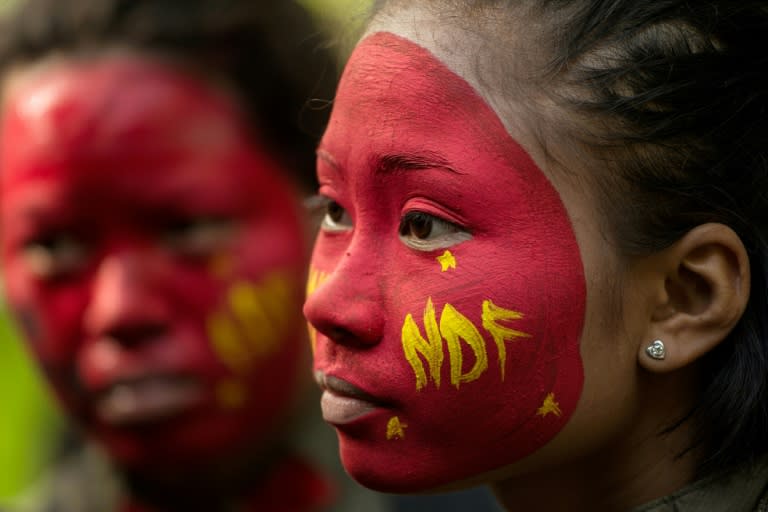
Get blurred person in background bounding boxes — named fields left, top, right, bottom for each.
left=0, top=0, right=390, bottom=510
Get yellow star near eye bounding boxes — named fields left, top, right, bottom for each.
left=436, top=250, right=457, bottom=272
left=386, top=416, right=407, bottom=440
left=537, top=392, right=562, bottom=418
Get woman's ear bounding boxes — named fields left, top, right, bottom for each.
left=638, top=223, right=750, bottom=372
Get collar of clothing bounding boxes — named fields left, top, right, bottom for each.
left=120, top=455, right=335, bottom=512
left=632, top=457, right=768, bottom=512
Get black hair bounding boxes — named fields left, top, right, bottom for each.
left=0, top=0, right=339, bottom=189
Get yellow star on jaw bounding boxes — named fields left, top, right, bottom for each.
left=537, top=392, right=562, bottom=418
left=386, top=416, right=407, bottom=440
left=436, top=250, right=457, bottom=272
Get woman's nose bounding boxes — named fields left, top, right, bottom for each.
left=83, top=250, right=168, bottom=344
left=303, top=250, right=385, bottom=349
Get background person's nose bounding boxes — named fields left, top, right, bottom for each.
left=83, top=250, right=169, bottom=345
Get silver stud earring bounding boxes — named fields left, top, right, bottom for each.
left=645, top=339, right=666, bottom=360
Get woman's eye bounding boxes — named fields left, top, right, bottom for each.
left=321, top=200, right=353, bottom=232
left=164, top=217, right=235, bottom=256
left=22, top=235, right=87, bottom=279
left=398, top=211, right=471, bottom=251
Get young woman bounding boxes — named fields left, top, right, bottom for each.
left=304, top=1, right=768, bottom=510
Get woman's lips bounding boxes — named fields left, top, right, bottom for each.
left=316, top=372, right=383, bottom=425
left=95, top=375, right=203, bottom=426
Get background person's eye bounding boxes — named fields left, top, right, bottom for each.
left=321, top=199, right=353, bottom=232
left=22, top=234, right=87, bottom=279
left=164, top=217, right=235, bottom=256
left=398, top=211, right=471, bottom=251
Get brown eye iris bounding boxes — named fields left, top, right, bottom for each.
left=327, top=201, right=345, bottom=223
left=398, top=211, right=471, bottom=251
left=400, top=212, right=433, bottom=239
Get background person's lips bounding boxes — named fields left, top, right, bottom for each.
left=95, top=374, right=203, bottom=426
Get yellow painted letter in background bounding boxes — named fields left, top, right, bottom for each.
left=208, top=312, right=253, bottom=371
left=228, top=282, right=273, bottom=354
left=482, top=300, right=531, bottom=380
left=440, top=303, right=488, bottom=388
left=306, top=268, right=329, bottom=354
left=401, top=297, right=444, bottom=390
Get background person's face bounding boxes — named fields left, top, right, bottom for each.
left=0, top=57, right=307, bottom=469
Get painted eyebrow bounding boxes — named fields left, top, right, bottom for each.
left=372, top=152, right=464, bottom=176
left=316, top=148, right=464, bottom=176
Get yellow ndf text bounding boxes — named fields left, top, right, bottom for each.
left=402, top=297, right=531, bottom=390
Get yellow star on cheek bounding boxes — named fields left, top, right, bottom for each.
left=386, top=416, right=407, bottom=440
left=537, top=392, right=562, bottom=418
left=436, top=250, right=457, bottom=272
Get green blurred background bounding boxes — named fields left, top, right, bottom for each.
left=0, top=0, right=372, bottom=501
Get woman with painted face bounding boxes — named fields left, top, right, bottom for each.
left=304, top=1, right=768, bottom=511
left=0, top=0, right=387, bottom=511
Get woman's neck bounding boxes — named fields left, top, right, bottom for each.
left=492, top=370, right=703, bottom=511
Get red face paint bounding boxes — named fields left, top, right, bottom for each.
left=304, top=32, right=586, bottom=492
left=0, top=57, right=307, bottom=470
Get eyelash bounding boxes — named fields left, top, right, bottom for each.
left=311, top=194, right=472, bottom=250
left=315, top=196, right=353, bottom=233
left=398, top=210, right=471, bottom=251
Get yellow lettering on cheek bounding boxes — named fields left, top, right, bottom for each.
left=402, top=298, right=532, bottom=390
left=482, top=300, right=532, bottom=380
left=228, top=273, right=294, bottom=357
left=259, top=274, right=292, bottom=340
left=306, top=278, right=318, bottom=353
left=537, top=392, right=562, bottom=418
left=306, top=268, right=329, bottom=353
left=401, top=297, right=444, bottom=390
left=307, top=324, right=318, bottom=355
left=207, top=312, right=253, bottom=372
left=208, top=272, right=296, bottom=373
left=440, top=303, right=488, bottom=388
left=305, top=267, right=328, bottom=296
left=229, top=282, right=273, bottom=354
left=386, top=416, right=407, bottom=440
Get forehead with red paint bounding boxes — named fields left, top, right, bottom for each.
left=305, top=32, right=586, bottom=491
left=0, top=57, right=307, bottom=469
left=1, top=57, right=271, bottom=211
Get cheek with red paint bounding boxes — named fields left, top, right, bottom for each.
left=304, top=32, right=586, bottom=492
left=0, top=57, right=308, bottom=469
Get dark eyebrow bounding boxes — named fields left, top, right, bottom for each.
left=316, top=148, right=464, bottom=176
left=372, top=152, right=464, bottom=175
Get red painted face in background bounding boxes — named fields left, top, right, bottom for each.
left=303, top=32, right=587, bottom=492
left=0, top=57, right=306, bottom=470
